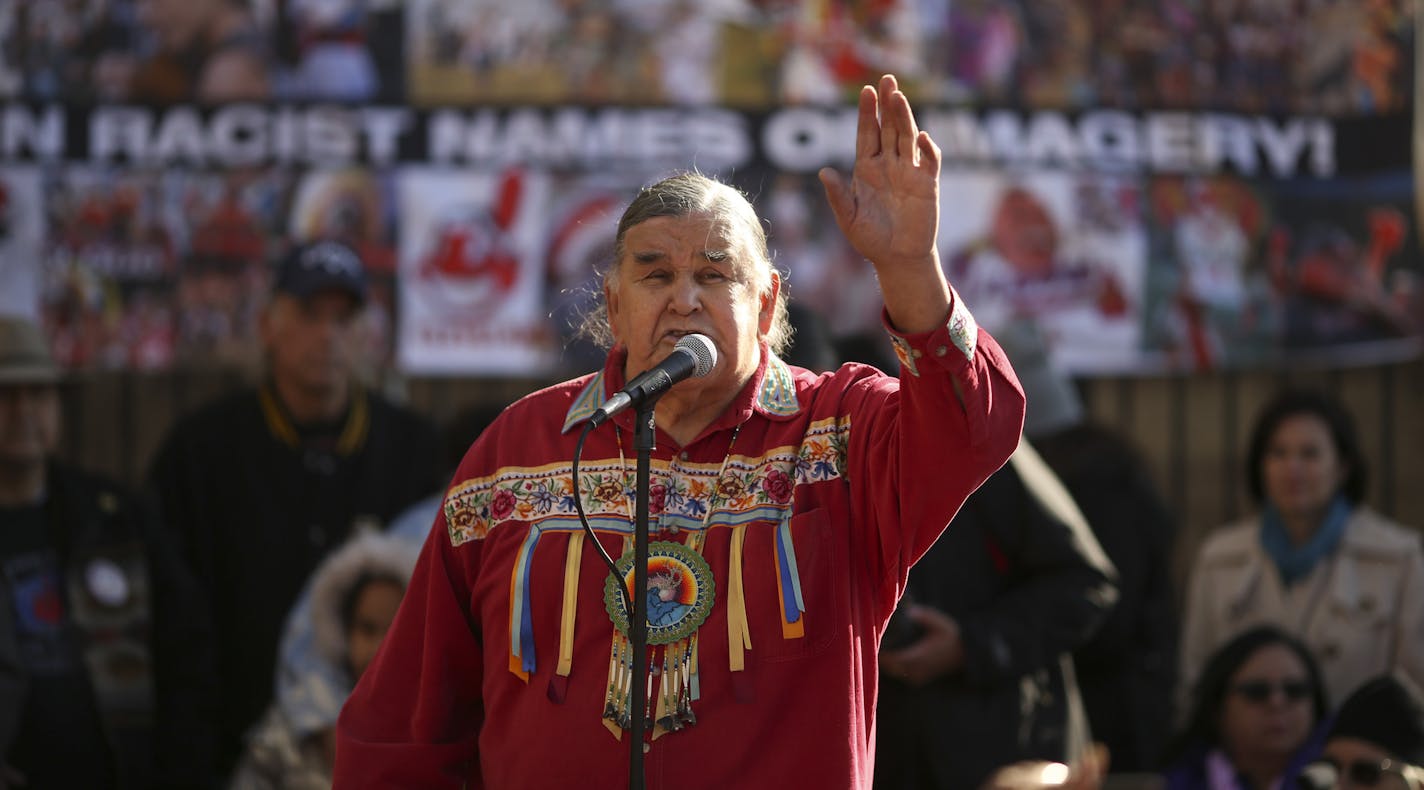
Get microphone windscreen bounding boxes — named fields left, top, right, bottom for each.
left=675, top=334, right=717, bottom=377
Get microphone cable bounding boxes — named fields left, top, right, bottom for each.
left=573, top=420, right=634, bottom=615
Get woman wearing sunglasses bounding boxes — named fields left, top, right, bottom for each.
left=1161, top=625, right=1329, bottom=790
left=1179, top=389, right=1424, bottom=711
left=1300, top=674, right=1424, bottom=790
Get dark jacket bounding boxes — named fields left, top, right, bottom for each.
left=874, top=443, right=1118, bottom=790
left=1160, top=719, right=1327, bottom=790
left=147, top=383, right=440, bottom=777
left=1034, top=423, right=1179, bottom=772
left=0, top=462, right=214, bottom=788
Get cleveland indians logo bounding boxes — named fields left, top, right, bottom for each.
left=414, top=169, right=525, bottom=312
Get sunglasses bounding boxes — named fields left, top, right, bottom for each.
left=1231, top=679, right=1313, bottom=704
left=1298, top=758, right=1424, bottom=789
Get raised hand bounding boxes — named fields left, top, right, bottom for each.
left=819, top=74, right=950, bottom=335
left=819, top=74, right=942, bottom=273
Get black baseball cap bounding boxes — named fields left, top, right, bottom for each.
left=273, top=240, right=369, bottom=306
left=1330, top=674, right=1424, bottom=765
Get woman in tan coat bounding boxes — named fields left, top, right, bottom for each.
left=1180, top=389, right=1424, bottom=712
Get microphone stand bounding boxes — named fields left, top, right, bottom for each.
left=628, top=399, right=656, bottom=790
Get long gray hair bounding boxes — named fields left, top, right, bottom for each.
left=578, top=172, right=792, bottom=355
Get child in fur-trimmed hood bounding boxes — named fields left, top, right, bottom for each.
left=230, top=528, right=420, bottom=789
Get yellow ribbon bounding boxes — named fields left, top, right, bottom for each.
left=727, top=524, right=752, bottom=671
left=557, top=531, right=583, bottom=678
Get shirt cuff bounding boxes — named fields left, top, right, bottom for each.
left=883, top=288, right=979, bottom=378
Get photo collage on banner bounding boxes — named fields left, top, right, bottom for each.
left=1142, top=172, right=1422, bottom=371
left=14, top=164, right=400, bottom=372
left=0, top=0, right=1417, bottom=376
left=0, top=167, right=45, bottom=319
left=0, top=0, right=403, bottom=104
left=938, top=169, right=1147, bottom=374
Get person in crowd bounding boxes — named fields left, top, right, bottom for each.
left=997, top=319, right=1180, bottom=772
left=230, top=528, right=420, bottom=789
left=0, top=315, right=213, bottom=788
left=148, top=239, right=441, bottom=777
left=1161, top=625, right=1328, bottom=790
left=129, top=0, right=271, bottom=103
left=1179, top=389, right=1424, bottom=710
left=873, top=437, right=1119, bottom=790
left=1300, top=673, right=1424, bottom=790
left=334, top=74, right=1026, bottom=788
left=268, top=401, right=505, bottom=760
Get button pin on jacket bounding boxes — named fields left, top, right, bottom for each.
left=85, top=558, right=130, bottom=607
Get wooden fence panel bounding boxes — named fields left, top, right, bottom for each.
left=1078, top=360, right=1424, bottom=600
left=55, top=359, right=1424, bottom=602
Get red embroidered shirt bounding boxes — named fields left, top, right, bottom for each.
left=335, top=303, right=1025, bottom=789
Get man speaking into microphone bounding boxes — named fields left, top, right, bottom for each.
left=334, top=75, right=1025, bottom=790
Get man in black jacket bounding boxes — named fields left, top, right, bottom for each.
left=874, top=441, right=1119, bottom=790
left=1003, top=320, right=1179, bottom=773
left=0, top=315, right=213, bottom=788
left=147, top=240, right=441, bottom=778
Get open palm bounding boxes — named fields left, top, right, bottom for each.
left=819, top=74, right=942, bottom=272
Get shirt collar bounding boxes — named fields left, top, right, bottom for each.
left=561, top=344, right=802, bottom=435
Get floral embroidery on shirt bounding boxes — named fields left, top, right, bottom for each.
left=890, top=334, right=922, bottom=378
left=560, top=371, right=607, bottom=434
left=757, top=355, right=800, bottom=415
left=444, top=419, right=850, bottom=546
left=947, top=289, right=978, bottom=361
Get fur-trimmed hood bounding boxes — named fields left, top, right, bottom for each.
left=309, top=529, right=422, bottom=668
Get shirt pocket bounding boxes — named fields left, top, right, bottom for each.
left=739, top=507, right=846, bottom=663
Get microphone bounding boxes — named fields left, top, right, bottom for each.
left=589, top=334, right=717, bottom=428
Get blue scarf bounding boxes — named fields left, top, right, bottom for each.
left=1260, top=495, right=1351, bottom=586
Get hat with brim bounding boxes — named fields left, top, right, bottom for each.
left=0, top=316, right=60, bottom=385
